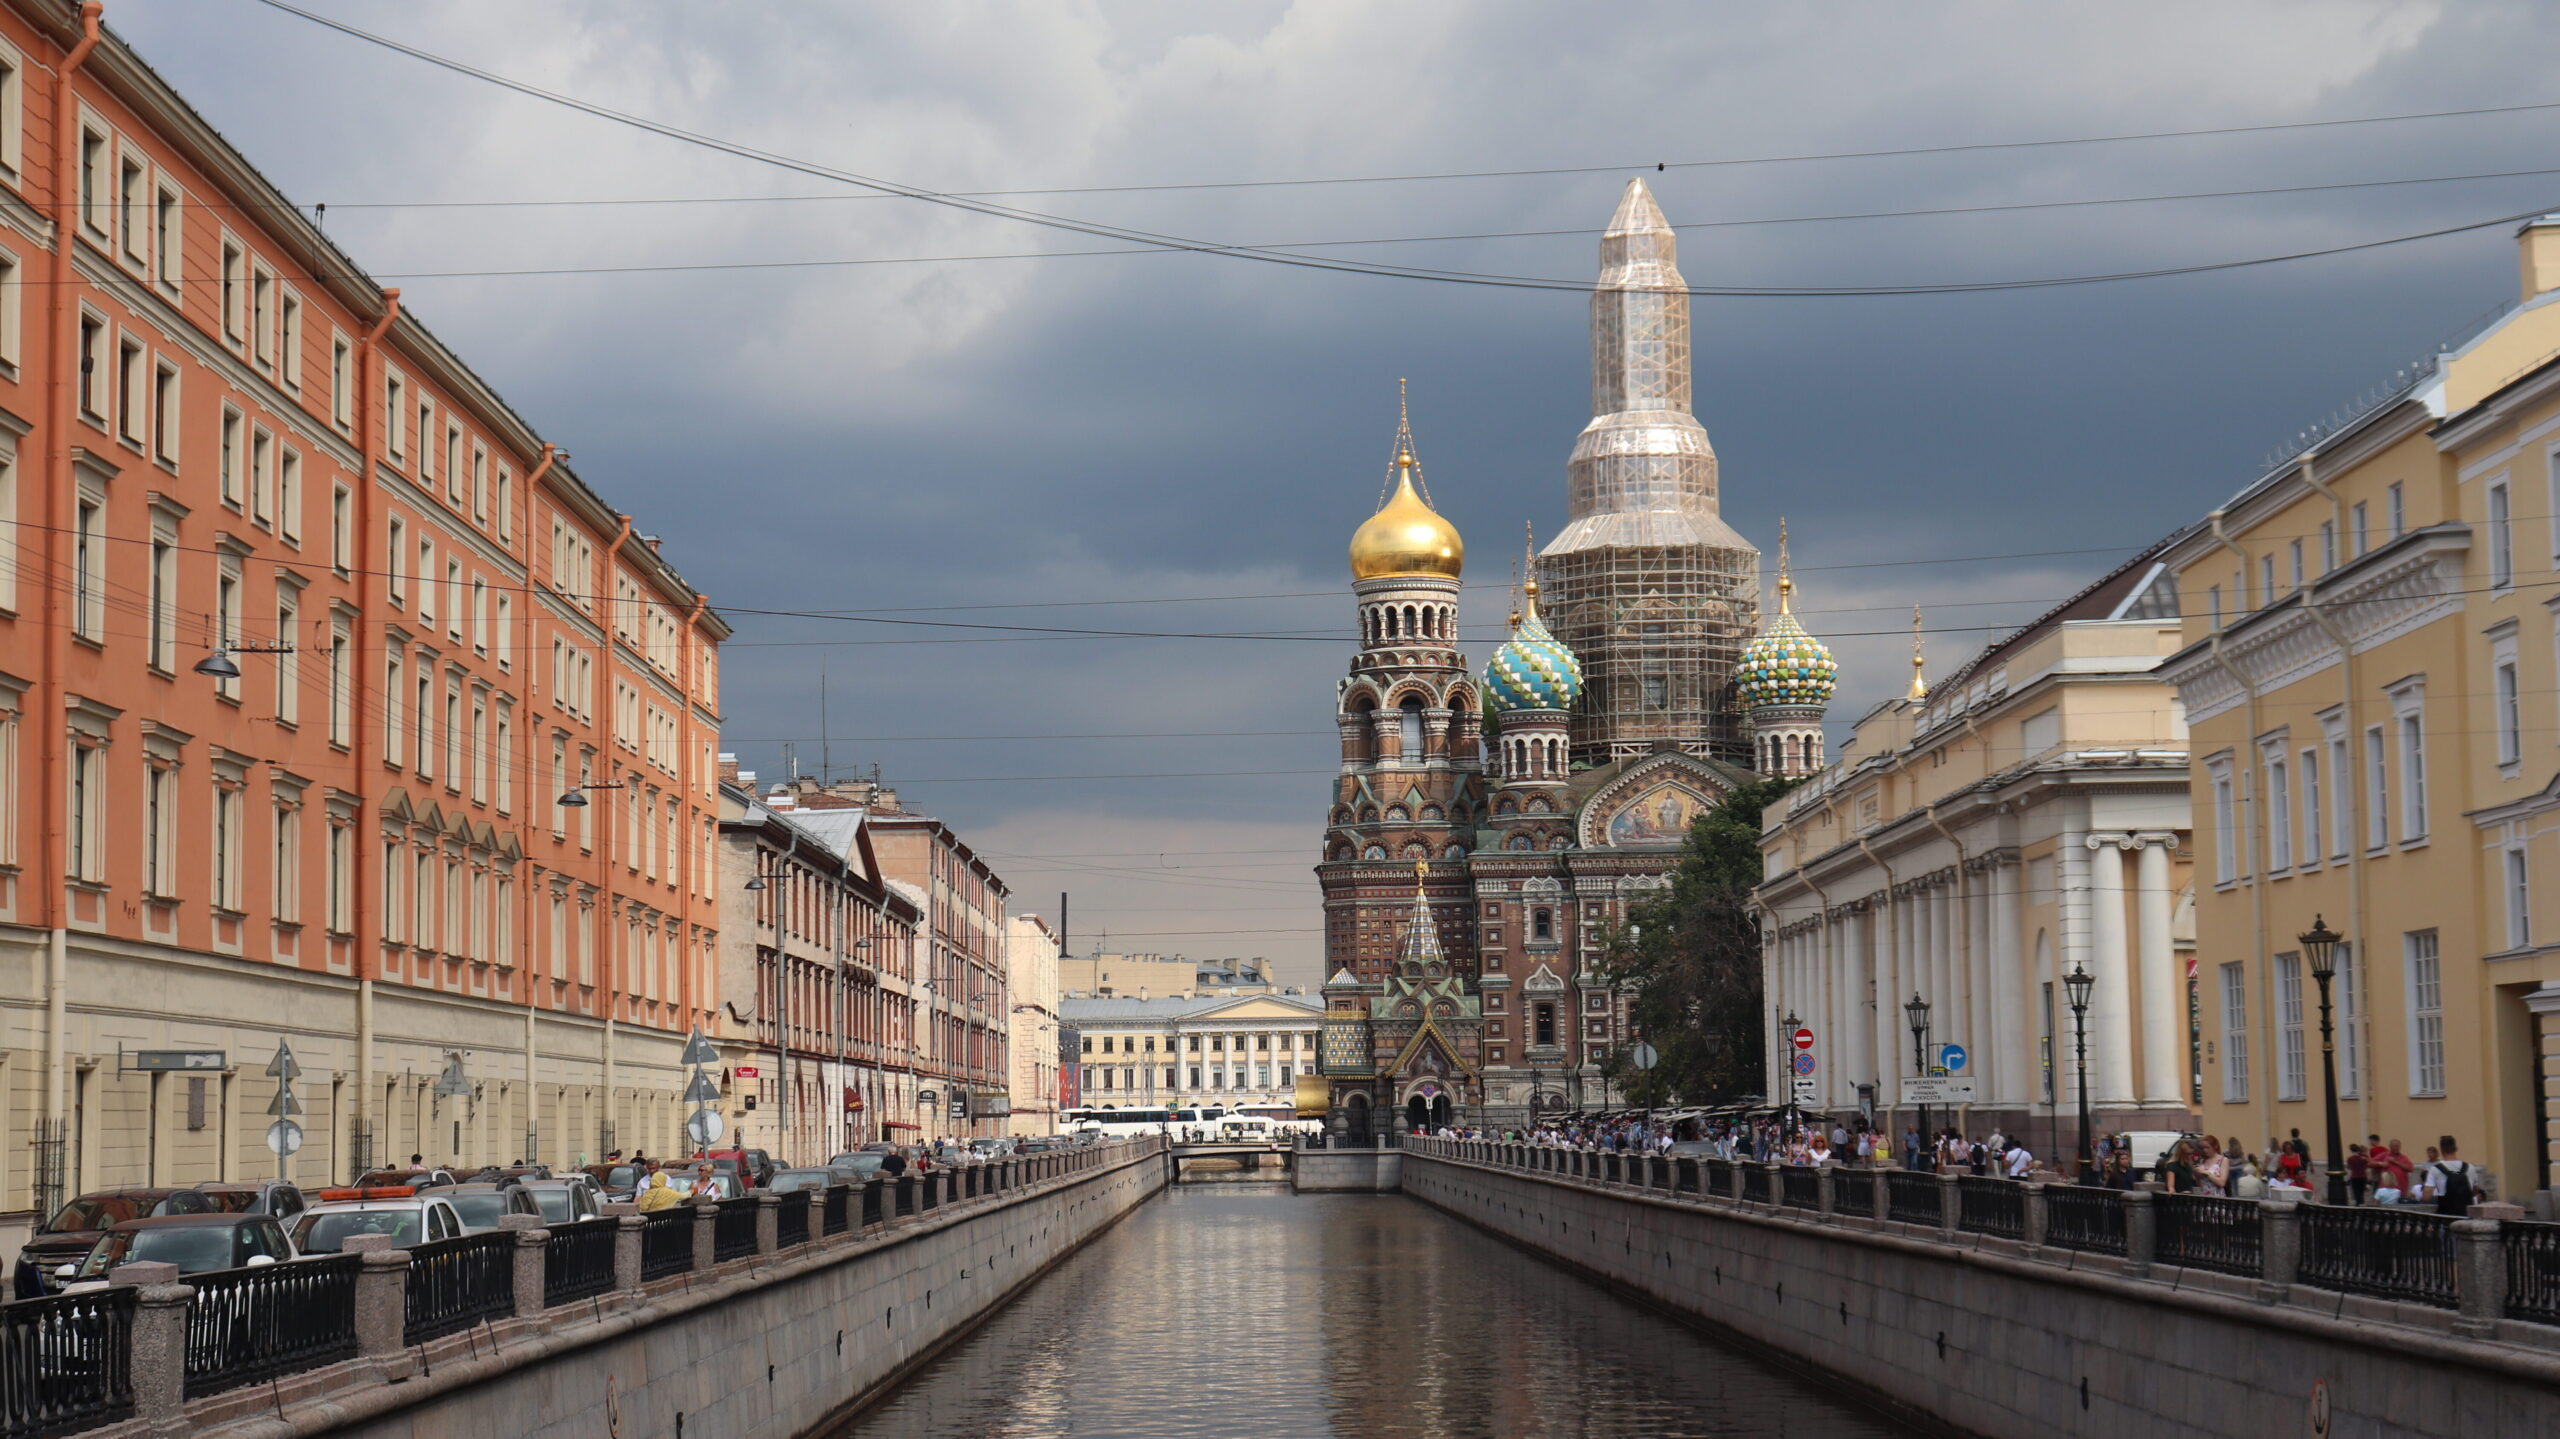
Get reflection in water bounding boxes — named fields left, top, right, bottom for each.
left=833, top=1183, right=1903, bottom=1438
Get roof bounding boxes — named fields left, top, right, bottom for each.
left=1059, top=994, right=1323, bottom=1023
left=1931, top=524, right=2194, bottom=697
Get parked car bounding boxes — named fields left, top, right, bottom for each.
left=62, top=1214, right=297, bottom=1287
left=765, top=1167, right=851, bottom=1195
left=289, top=1185, right=471, bottom=1253
left=441, top=1182, right=544, bottom=1233
left=193, top=1181, right=309, bottom=1222
left=659, top=1172, right=745, bottom=1202
left=969, top=1137, right=1018, bottom=1159
left=585, top=1162, right=659, bottom=1203
left=451, top=1163, right=552, bottom=1185
left=12, top=1189, right=220, bottom=1298
left=517, top=1179, right=603, bottom=1225
left=823, top=1152, right=891, bottom=1180
left=691, top=1149, right=776, bottom=1188
left=352, top=1167, right=458, bottom=1192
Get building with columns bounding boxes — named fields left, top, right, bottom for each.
left=2154, top=217, right=2560, bottom=1207
left=1062, top=993, right=1323, bottom=1114
left=1755, top=540, right=2195, bottom=1152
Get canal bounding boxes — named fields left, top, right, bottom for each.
left=831, top=1180, right=1906, bottom=1438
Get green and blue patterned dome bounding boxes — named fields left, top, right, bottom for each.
left=1736, top=568, right=1837, bottom=712
left=1483, top=582, right=1583, bottom=713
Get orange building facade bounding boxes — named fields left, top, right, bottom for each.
left=0, top=2, right=727, bottom=1243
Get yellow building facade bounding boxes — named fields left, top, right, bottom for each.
left=2157, top=218, right=2560, bottom=1205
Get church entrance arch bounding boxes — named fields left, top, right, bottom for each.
left=1341, top=1091, right=1372, bottom=1141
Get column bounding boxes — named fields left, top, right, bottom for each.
left=2135, top=837, right=2182, bottom=1107
left=1965, top=870, right=1991, bottom=1109
left=2085, top=838, right=2136, bottom=1105
left=1847, top=909, right=1876, bottom=1101
left=1873, top=896, right=1902, bottom=1109
left=1988, top=860, right=2023, bottom=1111
left=1932, top=880, right=1957, bottom=1062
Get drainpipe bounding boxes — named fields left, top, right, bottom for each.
left=679, top=590, right=708, bottom=1107
left=2204, top=508, right=2271, bottom=1145
left=2293, top=453, right=2371, bottom=1142
left=346, top=288, right=400, bottom=1171
left=36, top=0, right=102, bottom=1213
left=516, top=443, right=555, bottom=1164
left=595, top=515, right=634, bottom=1158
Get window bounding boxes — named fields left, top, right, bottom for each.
left=2219, top=962, right=2249, bottom=1102
left=330, top=335, right=351, bottom=429
left=383, top=373, right=405, bottom=462
left=2258, top=554, right=2275, bottom=608
left=214, top=561, right=240, bottom=702
left=494, top=593, right=512, bottom=669
left=2352, top=500, right=2370, bottom=557
left=273, top=802, right=299, bottom=923
left=2387, top=482, right=2406, bottom=539
left=2262, top=748, right=2291, bottom=871
left=470, top=447, right=486, bottom=521
left=75, top=313, right=101, bottom=419
left=143, top=765, right=170, bottom=896
left=212, top=785, right=241, bottom=911
left=250, top=428, right=274, bottom=527
left=147, top=534, right=173, bottom=671
left=0, top=453, right=13, bottom=613
left=328, top=623, right=350, bottom=747
left=2209, top=758, right=2237, bottom=883
left=415, top=666, right=434, bottom=779
left=151, top=361, right=177, bottom=465
left=277, top=448, right=300, bottom=544
left=153, top=185, right=180, bottom=291
left=2393, top=689, right=2427, bottom=841
left=280, top=292, right=302, bottom=391
left=0, top=44, right=21, bottom=178
left=67, top=744, right=101, bottom=882
left=0, top=249, right=18, bottom=368
left=2298, top=746, right=2320, bottom=869
left=2288, top=539, right=2304, bottom=592
left=251, top=268, right=274, bottom=368
left=417, top=538, right=435, bottom=625
left=2507, top=845, right=2532, bottom=951
left=2207, top=584, right=2221, bottom=629
left=386, top=516, right=406, bottom=603
left=2403, top=930, right=2443, bottom=1096
left=71, top=496, right=102, bottom=641
left=77, top=125, right=105, bottom=235
left=219, top=241, right=243, bottom=340
left=445, top=559, right=462, bottom=640
left=218, top=407, right=241, bottom=506
left=2319, top=520, right=2336, bottom=574
left=495, top=466, right=512, bottom=538
left=2363, top=724, right=2388, bottom=850
left=383, top=649, right=403, bottom=766
left=114, top=334, right=141, bottom=445
left=2336, top=942, right=2362, bottom=1099
left=2497, top=652, right=2523, bottom=768
left=331, top=484, right=350, bottom=570
left=2323, top=720, right=2351, bottom=859
left=2275, top=951, right=2305, bottom=1102
left=272, top=592, right=297, bottom=724
left=2490, top=479, right=2514, bottom=588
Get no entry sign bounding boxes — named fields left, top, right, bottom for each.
left=1791, top=1027, right=1815, bottom=1051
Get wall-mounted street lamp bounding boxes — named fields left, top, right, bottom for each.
left=557, top=782, right=627, bottom=808
left=192, top=642, right=295, bottom=680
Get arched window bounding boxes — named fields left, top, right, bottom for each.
left=1532, top=908, right=1553, bottom=941
left=1399, top=698, right=1425, bottom=761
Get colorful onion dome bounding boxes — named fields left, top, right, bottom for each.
left=1483, top=578, right=1582, bottom=713
left=1735, top=521, right=1837, bottom=711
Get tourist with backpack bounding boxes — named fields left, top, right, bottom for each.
left=2427, top=1135, right=2479, bottom=1215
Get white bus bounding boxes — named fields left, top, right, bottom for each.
left=1061, top=1107, right=1177, bottom=1138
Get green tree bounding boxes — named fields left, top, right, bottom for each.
left=1599, top=776, right=1797, bottom=1108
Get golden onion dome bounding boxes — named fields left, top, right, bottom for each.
left=1350, top=454, right=1464, bottom=581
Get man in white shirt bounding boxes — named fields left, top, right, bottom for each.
left=2005, top=1143, right=2033, bottom=1178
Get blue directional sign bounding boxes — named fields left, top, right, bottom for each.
left=1938, top=1043, right=1968, bottom=1074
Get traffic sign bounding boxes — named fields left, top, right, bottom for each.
left=683, top=1069, right=722, bottom=1105
left=1627, top=1041, right=1659, bottom=1072
left=680, top=1028, right=720, bottom=1067
left=1938, top=1044, right=1968, bottom=1074
left=686, top=1108, right=725, bottom=1146
left=433, top=1054, right=473, bottom=1098
left=734, top=1065, right=760, bottom=1079
left=1791, top=1027, right=1815, bottom=1051
left=1901, top=1077, right=1975, bottom=1104
left=265, top=1119, right=304, bottom=1157
left=1790, top=1075, right=1817, bottom=1103
left=1792, top=1052, right=1817, bottom=1077
left=264, top=1040, right=301, bottom=1082
left=265, top=1088, right=303, bottom=1117
left=130, top=1050, right=226, bottom=1072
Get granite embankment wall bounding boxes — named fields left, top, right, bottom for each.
left=1403, top=1146, right=2560, bottom=1439
left=191, top=1144, right=1168, bottom=1439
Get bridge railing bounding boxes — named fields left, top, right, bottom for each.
left=1409, top=1137, right=2560, bottom=1338
left=11, top=1135, right=1166, bottom=1439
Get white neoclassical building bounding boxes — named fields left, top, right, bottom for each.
left=1755, top=545, right=2199, bottom=1152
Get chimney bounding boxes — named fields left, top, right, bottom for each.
left=718, top=751, right=741, bottom=785
left=2521, top=215, right=2560, bottom=302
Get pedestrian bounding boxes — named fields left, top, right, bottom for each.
left=408, top=1153, right=424, bottom=1168
left=2426, top=1136, right=2479, bottom=1215
left=2346, top=1144, right=2371, bottom=1205
left=636, top=1172, right=681, bottom=1212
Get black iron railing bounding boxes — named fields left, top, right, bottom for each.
left=1674, top=1157, right=1702, bottom=1195
left=2299, top=1205, right=2456, bottom=1309
left=2504, top=1219, right=2560, bottom=1324
left=777, top=1198, right=810, bottom=1249
left=713, top=1197, right=761, bottom=1261
left=863, top=1181, right=886, bottom=1228
left=640, top=1210, right=694, bottom=1280
left=1956, top=1177, right=2025, bottom=1239
left=1780, top=1166, right=1822, bottom=1212
left=1887, top=1170, right=1942, bottom=1225
left=2154, top=1194, right=2261, bottom=1276
left=1833, top=1168, right=1877, bottom=1217
left=403, top=1232, right=516, bottom=1345
left=2043, top=1185, right=2127, bottom=1255
left=922, top=1175, right=943, bottom=1212
left=823, top=1184, right=853, bottom=1237
left=185, top=1254, right=361, bottom=1398
left=543, top=1220, right=618, bottom=1306
left=895, top=1178, right=916, bottom=1218
left=0, top=1284, right=136, bottom=1437
left=1705, top=1158, right=1737, bottom=1197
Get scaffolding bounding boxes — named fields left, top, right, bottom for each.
left=1539, top=177, right=1761, bottom=768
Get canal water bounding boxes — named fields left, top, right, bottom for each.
left=832, top=1180, right=1904, bottom=1438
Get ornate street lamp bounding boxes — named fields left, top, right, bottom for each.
left=1779, top=1008, right=1802, bottom=1139
left=2063, top=964, right=2095, bottom=1182
left=1903, top=993, right=1931, bottom=1160
left=2298, top=915, right=2349, bottom=1206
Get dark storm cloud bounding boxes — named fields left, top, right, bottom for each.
left=108, top=0, right=2560, bottom=977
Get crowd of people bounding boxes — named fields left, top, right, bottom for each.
left=1424, top=1114, right=2489, bottom=1214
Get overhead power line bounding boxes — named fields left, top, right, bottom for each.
left=248, top=1, right=2558, bottom=299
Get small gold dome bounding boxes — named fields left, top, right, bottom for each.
left=1350, top=459, right=1464, bottom=581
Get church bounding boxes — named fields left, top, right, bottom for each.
left=1314, top=178, right=1841, bottom=1137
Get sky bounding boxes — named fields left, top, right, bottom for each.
left=105, top=0, right=2560, bottom=984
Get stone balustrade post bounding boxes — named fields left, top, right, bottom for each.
left=612, top=1212, right=645, bottom=1291
left=803, top=1187, right=826, bottom=1240
left=2257, top=1201, right=2301, bottom=1304
left=1762, top=1162, right=1784, bottom=1207
left=2121, top=1189, right=2156, bottom=1277
left=690, top=1196, right=718, bottom=1271
left=1872, top=1167, right=1892, bottom=1222
left=753, top=1192, right=781, bottom=1256
left=1815, top=1164, right=1835, bottom=1216
left=1936, top=1173, right=1961, bottom=1236
left=115, top=1269, right=190, bottom=1429
left=2020, top=1182, right=2047, bottom=1253
left=498, top=1214, right=549, bottom=1318
left=342, top=1235, right=413, bottom=1377
left=2453, top=1220, right=2506, bottom=1338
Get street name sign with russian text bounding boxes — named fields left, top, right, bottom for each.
left=1901, top=1077, right=1975, bottom=1104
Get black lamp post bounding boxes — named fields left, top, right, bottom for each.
left=1903, top=993, right=1931, bottom=1163
left=1779, top=1008, right=1802, bottom=1140
left=2063, top=964, right=2095, bottom=1182
left=2298, top=915, right=2350, bottom=1206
